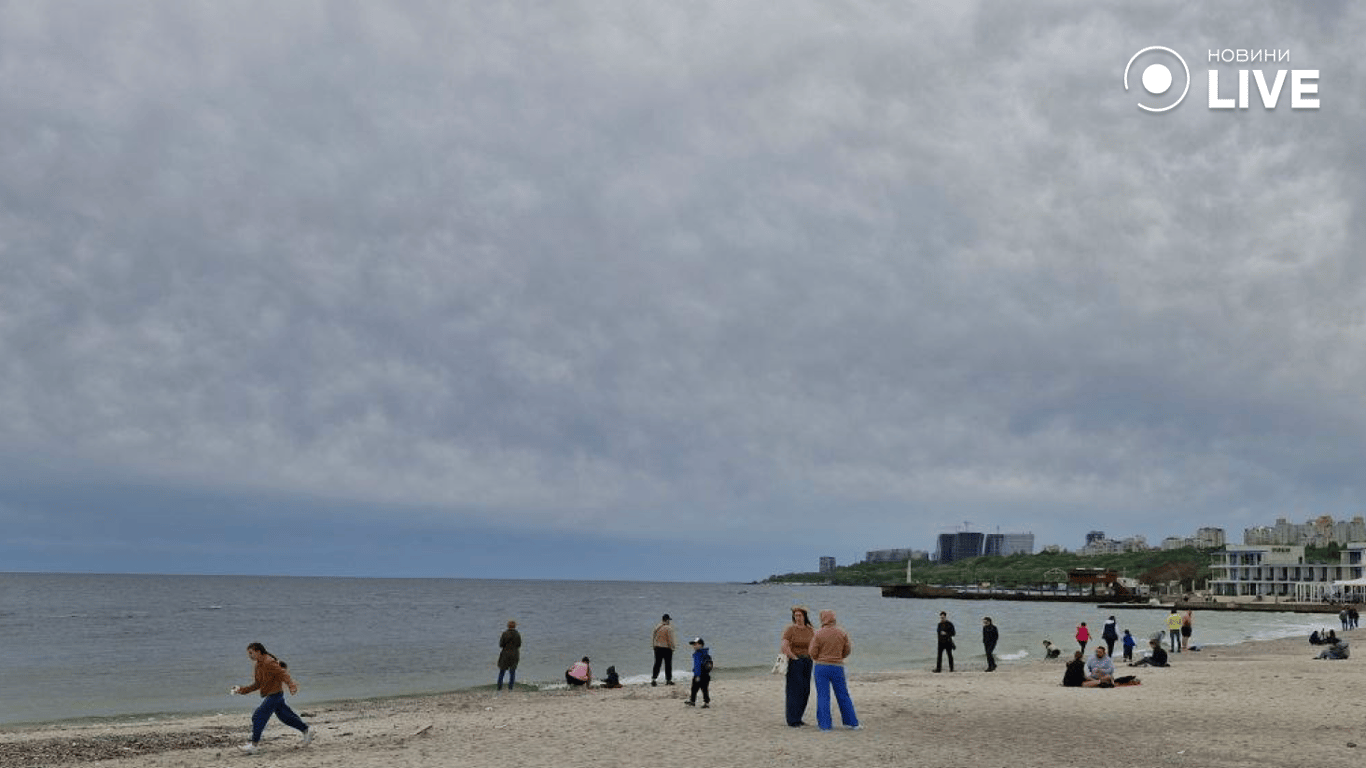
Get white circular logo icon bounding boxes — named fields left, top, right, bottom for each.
left=1124, top=46, right=1189, bottom=112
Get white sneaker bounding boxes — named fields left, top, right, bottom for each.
left=239, top=743, right=258, bottom=754
left=300, top=729, right=314, bottom=746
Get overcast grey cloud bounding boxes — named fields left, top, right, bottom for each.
left=3, top=2, right=1365, bottom=581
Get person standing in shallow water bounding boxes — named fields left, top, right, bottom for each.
left=780, top=605, right=815, bottom=726
left=934, top=611, right=956, bottom=672
left=497, top=620, right=521, bottom=691
left=232, top=642, right=313, bottom=754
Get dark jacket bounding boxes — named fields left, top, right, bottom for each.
left=982, top=623, right=999, bottom=651
left=937, top=620, right=956, bottom=649
left=498, top=629, right=521, bottom=670
left=1101, top=620, right=1119, bottom=642
left=1062, top=658, right=1086, bottom=687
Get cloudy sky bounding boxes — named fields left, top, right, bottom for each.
left=3, top=2, right=1364, bottom=582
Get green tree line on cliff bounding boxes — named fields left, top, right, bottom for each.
left=765, top=547, right=1221, bottom=588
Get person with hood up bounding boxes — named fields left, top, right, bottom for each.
left=808, top=609, right=862, bottom=731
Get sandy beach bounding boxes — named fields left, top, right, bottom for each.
left=4, top=634, right=1362, bottom=768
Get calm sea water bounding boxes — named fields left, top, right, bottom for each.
left=0, top=573, right=1330, bottom=726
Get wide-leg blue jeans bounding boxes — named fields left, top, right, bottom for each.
left=812, top=663, right=859, bottom=730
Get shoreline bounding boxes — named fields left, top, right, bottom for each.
left=5, top=633, right=1364, bottom=767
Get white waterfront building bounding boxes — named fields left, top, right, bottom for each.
left=1209, top=543, right=1366, bottom=601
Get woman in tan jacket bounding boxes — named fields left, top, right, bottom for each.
left=808, top=610, right=861, bottom=731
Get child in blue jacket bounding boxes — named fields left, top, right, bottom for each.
left=1121, top=629, right=1137, bottom=662
left=685, top=637, right=712, bottom=708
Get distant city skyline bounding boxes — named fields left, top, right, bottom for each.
left=824, top=514, right=1366, bottom=573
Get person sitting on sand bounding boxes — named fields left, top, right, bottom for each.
left=600, top=666, right=623, bottom=688
left=1083, top=646, right=1115, bottom=687
left=1129, top=639, right=1169, bottom=667
left=1062, top=651, right=1086, bottom=687
left=1316, top=641, right=1350, bottom=660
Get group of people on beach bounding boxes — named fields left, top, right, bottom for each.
left=228, top=604, right=1212, bottom=750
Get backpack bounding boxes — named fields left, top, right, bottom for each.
left=701, top=652, right=713, bottom=675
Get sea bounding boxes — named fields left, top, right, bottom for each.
left=0, top=573, right=1333, bottom=727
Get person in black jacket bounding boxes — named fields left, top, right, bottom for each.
left=935, top=611, right=956, bottom=673
left=1129, top=639, right=1169, bottom=667
left=1101, top=616, right=1120, bottom=657
left=1062, top=651, right=1086, bottom=686
left=982, top=617, right=999, bottom=672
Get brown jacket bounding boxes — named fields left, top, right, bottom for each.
left=808, top=616, right=852, bottom=666
left=239, top=656, right=297, bottom=698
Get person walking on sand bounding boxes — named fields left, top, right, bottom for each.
left=1076, top=622, right=1090, bottom=654
left=1101, top=616, right=1119, bottom=657
left=780, top=605, right=815, bottom=726
left=809, top=609, right=861, bottom=731
left=685, top=637, right=712, bottom=708
left=934, top=611, right=956, bottom=673
left=982, top=617, right=999, bottom=672
left=232, top=642, right=313, bottom=754
left=651, top=614, right=677, bottom=686
left=1166, top=609, right=1183, bottom=653
left=497, top=620, right=521, bottom=691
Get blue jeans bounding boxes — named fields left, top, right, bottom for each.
left=497, top=667, right=517, bottom=690
left=785, top=656, right=813, bottom=725
left=812, top=663, right=859, bottom=730
left=251, top=693, right=309, bottom=743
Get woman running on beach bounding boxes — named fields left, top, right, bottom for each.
left=232, top=642, right=313, bottom=754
